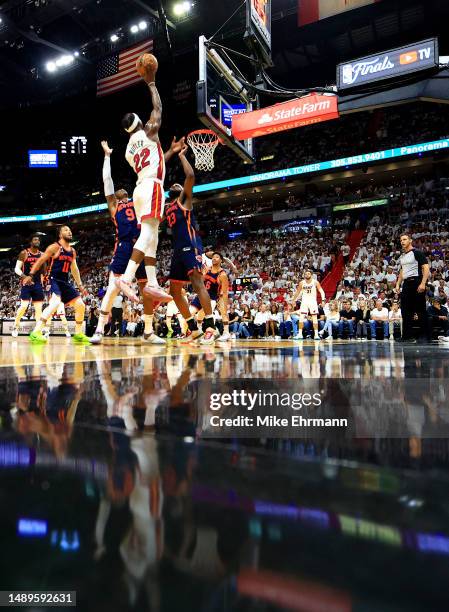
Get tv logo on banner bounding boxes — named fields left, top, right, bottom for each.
left=232, top=94, right=339, bottom=140
left=338, top=38, right=438, bottom=90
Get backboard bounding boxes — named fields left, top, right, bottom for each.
left=197, top=35, right=255, bottom=164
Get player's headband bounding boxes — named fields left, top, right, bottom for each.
left=125, top=113, right=141, bottom=133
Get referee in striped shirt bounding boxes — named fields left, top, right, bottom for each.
left=395, top=233, right=430, bottom=343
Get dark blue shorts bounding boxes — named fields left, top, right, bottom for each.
left=20, top=284, right=44, bottom=302
left=50, top=278, right=79, bottom=305
left=169, top=247, right=202, bottom=283
left=191, top=295, right=218, bottom=311
left=110, top=240, right=146, bottom=281
left=191, top=296, right=201, bottom=310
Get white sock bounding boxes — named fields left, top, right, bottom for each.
left=122, top=260, right=139, bottom=283
left=144, top=314, right=154, bottom=335
left=145, top=265, right=158, bottom=286
left=96, top=313, right=109, bottom=333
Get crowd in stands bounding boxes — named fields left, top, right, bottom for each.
left=2, top=102, right=449, bottom=217
left=1, top=155, right=449, bottom=340
left=1, top=183, right=448, bottom=341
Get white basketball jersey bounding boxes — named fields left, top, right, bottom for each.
left=125, top=129, right=165, bottom=184
left=302, top=279, right=317, bottom=301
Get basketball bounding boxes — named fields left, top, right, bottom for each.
left=136, top=53, right=158, bottom=79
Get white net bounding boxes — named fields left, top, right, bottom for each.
left=187, top=130, right=220, bottom=171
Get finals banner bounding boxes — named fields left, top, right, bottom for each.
left=298, top=0, right=382, bottom=27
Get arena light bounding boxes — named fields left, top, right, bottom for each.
left=138, top=21, right=148, bottom=30
left=110, top=34, right=119, bottom=42
left=173, top=1, right=192, bottom=16
left=47, top=54, right=75, bottom=72
left=74, top=51, right=79, bottom=57
left=130, top=24, right=139, bottom=33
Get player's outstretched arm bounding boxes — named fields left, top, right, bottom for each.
left=178, top=145, right=195, bottom=208
left=101, top=141, right=117, bottom=216
left=22, top=244, right=59, bottom=285
left=144, top=82, right=162, bottom=140
left=223, top=256, right=238, bottom=274
left=15, top=250, right=27, bottom=277
left=164, top=136, right=185, bottom=163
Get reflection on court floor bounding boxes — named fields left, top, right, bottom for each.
left=2, top=337, right=449, bottom=611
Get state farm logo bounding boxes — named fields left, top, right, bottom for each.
left=257, top=113, right=274, bottom=125
left=257, top=100, right=332, bottom=125
left=342, top=56, right=395, bottom=85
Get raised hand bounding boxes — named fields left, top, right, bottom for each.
left=101, top=140, right=113, bottom=156
left=178, top=144, right=189, bottom=157
left=170, top=136, right=185, bottom=155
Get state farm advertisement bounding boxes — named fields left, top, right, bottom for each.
left=231, top=94, right=339, bottom=140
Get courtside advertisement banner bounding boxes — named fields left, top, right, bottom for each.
left=337, top=38, right=438, bottom=90
left=1, top=320, right=85, bottom=336
left=232, top=94, right=339, bottom=140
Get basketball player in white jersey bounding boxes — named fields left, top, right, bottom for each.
left=291, top=270, right=325, bottom=340
left=117, top=74, right=171, bottom=304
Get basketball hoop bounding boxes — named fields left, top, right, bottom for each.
left=187, top=129, right=221, bottom=172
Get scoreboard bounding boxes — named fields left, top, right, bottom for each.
left=246, top=0, right=272, bottom=66
left=60, top=136, right=88, bottom=154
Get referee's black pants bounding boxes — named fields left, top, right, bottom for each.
left=110, top=307, right=123, bottom=336
left=400, top=278, right=429, bottom=340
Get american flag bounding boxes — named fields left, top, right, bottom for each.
left=96, top=39, right=153, bottom=97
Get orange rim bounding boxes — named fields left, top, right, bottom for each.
left=187, top=129, right=223, bottom=146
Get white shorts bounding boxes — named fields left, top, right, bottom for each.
left=56, top=303, right=66, bottom=316
left=133, top=178, right=165, bottom=224
left=300, top=301, right=319, bottom=316
left=166, top=300, right=180, bottom=317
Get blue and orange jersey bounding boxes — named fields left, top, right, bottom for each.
left=165, top=199, right=203, bottom=253
left=203, top=268, right=225, bottom=301
left=47, top=242, right=75, bottom=282
left=112, top=200, right=139, bottom=242
left=23, top=249, right=43, bottom=283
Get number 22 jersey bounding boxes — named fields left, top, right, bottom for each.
left=125, top=129, right=165, bottom=184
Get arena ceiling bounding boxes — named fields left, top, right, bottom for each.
left=0, top=0, right=449, bottom=107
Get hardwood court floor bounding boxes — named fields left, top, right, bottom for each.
left=2, top=334, right=439, bottom=367
left=2, top=335, right=449, bottom=611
